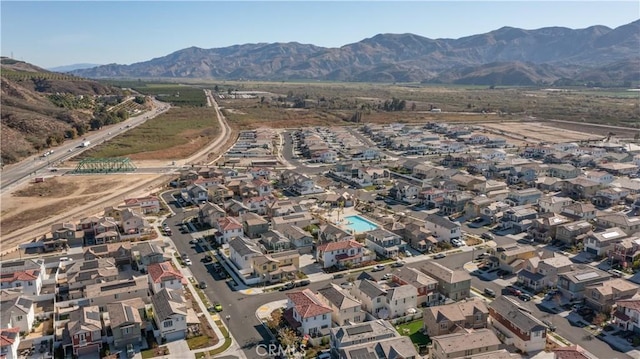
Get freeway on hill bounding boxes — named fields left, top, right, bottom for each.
left=0, top=98, right=170, bottom=194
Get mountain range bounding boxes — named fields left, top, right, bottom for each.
left=48, top=63, right=102, bottom=72
left=71, top=20, right=640, bottom=85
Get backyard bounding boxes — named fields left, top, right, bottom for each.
left=396, top=319, right=431, bottom=347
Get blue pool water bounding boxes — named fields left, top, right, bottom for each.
left=344, top=215, right=379, bottom=233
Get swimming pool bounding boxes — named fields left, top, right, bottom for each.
left=344, top=215, right=379, bottom=233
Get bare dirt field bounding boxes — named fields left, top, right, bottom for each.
left=480, top=121, right=603, bottom=143
left=0, top=173, right=171, bottom=253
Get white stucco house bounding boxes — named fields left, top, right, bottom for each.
left=283, top=289, right=333, bottom=337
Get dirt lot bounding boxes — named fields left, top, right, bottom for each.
left=0, top=174, right=170, bottom=253
left=481, top=121, right=603, bottom=143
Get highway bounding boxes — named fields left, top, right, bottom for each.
left=0, top=98, right=170, bottom=194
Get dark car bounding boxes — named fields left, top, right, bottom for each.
left=279, top=282, right=295, bottom=291
left=519, top=293, right=532, bottom=302
left=198, top=281, right=207, bottom=289
left=295, top=280, right=311, bottom=287
left=203, top=255, right=213, bottom=263
left=333, top=273, right=345, bottom=279
left=543, top=320, right=556, bottom=332
left=484, top=288, right=496, bottom=297
left=481, top=232, right=494, bottom=241
left=505, top=285, right=522, bottom=296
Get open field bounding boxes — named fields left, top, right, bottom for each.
left=106, top=81, right=208, bottom=107
left=0, top=174, right=171, bottom=252
left=482, top=122, right=604, bottom=143
left=80, top=107, right=219, bottom=160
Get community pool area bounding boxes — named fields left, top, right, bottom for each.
left=343, top=215, right=379, bottom=233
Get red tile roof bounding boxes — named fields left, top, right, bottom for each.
left=616, top=299, right=640, bottom=311
left=147, top=262, right=185, bottom=284
left=286, top=289, right=332, bottom=319
left=0, top=270, right=39, bottom=283
left=0, top=327, right=20, bottom=346
left=218, top=217, right=243, bottom=231
left=317, top=240, right=362, bottom=253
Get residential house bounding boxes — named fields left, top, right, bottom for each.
left=564, top=177, right=603, bottom=200
left=554, top=345, right=599, bottom=359
left=243, top=195, right=276, bottom=215
left=57, top=258, right=119, bottom=300
left=610, top=236, right=640, bottom=266
left=527, top=214, right=572, bottom=243
left=501, top=206, right=537, bottom=233
left=538, top=196, right=574, bottom=214
left=384, top=285, right=418, bottom=319
left=106, top=299, right=144, bottom=349
left=316, top=240, right=370, bottom=269
left=0, top=259, right=44, bottom=296
left=556, top=220, right=593, bottom=246
left=548, top=164, right=581, bottom=180
left=561, top=202, right=597, bottom=221
left=252, top=178, right=273, bottom=196
left=583, top=227, right=628, bottom=257
left=241, top=212, right=270, bottom=239
left=391, top=267, right=438, bottom=307
left=65, top=306, right=103, bottom=357
left=198, top=202, right=226, bottom=228
left=0, top=289, right=34, bottom=333
left=489, top=296, right=547, bottom=354
left=316, top=284, right=365, bottom=326
left=557, top=265, right=611, bottom=301
left=214, top=217, right=244, bottom=245
left=349, top=279, right=388, bottom=319
left=151, top=288, right=188, bottom=342
left=424, top=214, right=461, bottom=243
left=283, top=289, right=332, bottom=337
left=147, top=262, right=185, bottom=294
left=506, top=188, right=542, bottom=207
left=584, top=279, right=639, bottom=312
left=84, top=276, right=149, bottom=310
left=491, top=244, right=537, bottom=273
left=120, top=208, right=150, bottom=236
left=131, top=242, right=166, bottom=272
left=592, top=187, right=631, bottom=208
left=318, top=223, right=354, bottom=244
left=517, top=254, right=573, bottom=292
left=50, top=222, right=84, bottom=248
left=83, top=243, right=132, bottom=267
left=123, top=196, right=161, bottom=214
left=402, top=222, right=437, bottom=253
left=0, top=328, right=20, bottom=359
left=271, top=212, right=314, bottom=232
left=279, top=225, right=314, bottom=254
left=330, top=320, right=419, bottom=359
left=253, top=250, right=300, bottom=284
left=481, top=201, right=511, bottom=223
left=596, top=212, right=640, bottom=234
left=430, top=329, right=501, bottom=359
left=224, top=199, right=250, bottom=217
left=228, top=237, right=262, bottom=274
left=365, top=228, right=405, bottom=259
left=185, top=184, right=208, bottom=204
left=586, top=170, right=615, bottom=184
left=613, top=299, right=640, bottom=333
left=421, top=261, right=471, bottom=301
left=441, top=192, right=474, bottom=215
left=207, top=184, right=233, bottom=204
left=423, top=298, right=488, bottom=337
left=259, top=230, right=291, bottom=253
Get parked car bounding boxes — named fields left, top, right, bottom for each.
left=372, top=264, right=385, bottom=272
left=505, top=285, right=522, bottom=296
left=203, top=255, right=213, bottom=263
left=391, top=260, right=405, bottom=268
left=295, top=280, right=311, bottom=287
left=481, top=232, right=494, bottom=241
left=184, top=258, right=192, bottom=266
left=213, top=303, right=223, bottom=312
left=434, top=253, right=446, bottom=259
left=519, top=293, right=532, bottom=302
left=279, top=282, right=295, bottom=291
left=543, top=320, right=556, bottom=331
left=333, top=273, right=345, bottom=279
left=198, top=281, right=207, bottom=289
left=484, top=288, right=496, bottom=297
left=382, top=273, right=392, bottom=280
left=340, top=282, right=353, bottom=289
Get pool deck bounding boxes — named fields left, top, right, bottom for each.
left=323, top=207, right=380, bottom=234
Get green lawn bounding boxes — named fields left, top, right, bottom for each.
left=187, top=335, right=211, bottom=350
left=141, top=346, right=169, bottom=359
left=396, top=319, right=431, bottom=346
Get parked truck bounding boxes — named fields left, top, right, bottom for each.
left=81, top=140, right=91, bottom=147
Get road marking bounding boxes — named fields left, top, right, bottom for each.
left=258, top=306, right=270, bottom=312
left=244, top=289, right=254, bottom=294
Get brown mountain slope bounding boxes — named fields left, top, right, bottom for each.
left=0, top=58, right=122, bottom=164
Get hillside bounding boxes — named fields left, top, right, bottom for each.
left=0, top=57, right=125, bottom=164
left=71, top=20, right=640, bottom=85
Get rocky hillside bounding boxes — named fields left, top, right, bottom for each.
left=1, top=58, right=123, bottom=164
left=72, top=20, right=640, bottom=85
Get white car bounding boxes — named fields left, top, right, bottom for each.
left=382, top=273, right=392, bottom=280
left=372, top=264, right=385, bottom=272
left=184, top=258, right=192, bottom=266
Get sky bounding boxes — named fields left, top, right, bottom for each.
left=2, top=1, right=638, bottom=69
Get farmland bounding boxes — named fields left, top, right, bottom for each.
left=107, top=81, right=208, bottom=107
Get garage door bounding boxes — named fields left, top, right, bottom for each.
left=77, top=344, right=100, bottom=359
left=164, top=330, right=185, bottom=342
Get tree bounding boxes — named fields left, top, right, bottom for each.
left=592, top=312, right=607, bottom=327
left=278, top=327, right=298, bottom=348
left=214, top=85, right=220, bottom=93
left=265, top=309, right=282, bottom=331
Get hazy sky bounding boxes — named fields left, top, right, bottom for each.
left=2, top=1, right=638, bottom=69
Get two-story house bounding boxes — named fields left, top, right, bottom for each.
left=198, top=202, right=226, bottom=228
left=613, top=299, right=640, bottom=333
left=561, top=202, right=597, bottom=221
left=214, top=216, right=244, bottom=245
left=0, top=328, right=20, bottom=359
left=610, top=236, right=640, bottom=267
left=0, top=289, right=34, bottom=334
left=557, top=265, right=611, bottom=301
left=317, top=223, right=354, bottom=244
left=131, top=242, right=166, bottom=272
left=279, top=225, right=314, bottom=254
left=330, top=321, right=419, bottom=359
left=228, top=237, right=262, bottom=273
left=518, top=254, right=574, bottom=291
left=489, top=296, right=548, bottom=354
left=420, top=262, right=471, bottom=301
left=385, top=285, right=418, bottom=319
left=147, top=261, right=186, bottom=294
left=241, top=212, right=270, bottom=239
left=349, top=279, right=388, bottom=318
left=584, top=279, right=639, bottom=312
left=501, top=206, right=538, bottom=233
left=151, top=288, right=188, bottom=342
left=538, top=196, right=574, bottom=214
left=423, top=298, right=488, bottom=337
left=596, top=212, right=640, bottom=234
left=123, top=196, right=161, bottom=214
left=430, top=329, right=501, bottom=359
left=365, top=228, right=405, bottom=259
left=316, top=240, right=370, bottom=269
left=491, top=243, right=537, bottom=273
left=106, top=299, right=144, bottom=350
left=556, top=220, right=594, bottom=246
left=423, top=214, right=461, bottom=243
left=391, top=267, right=438, bottom=307
left=584, top=227, right=628, bottom=257
left=283, top=289, right=333, bottom=337
left=0, top=259, right=45, bottom=296
left=65, top=306, right=103, bottom=357
left=316, top=284, right=365, bottom=326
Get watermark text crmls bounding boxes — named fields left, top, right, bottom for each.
left=255, top=343, right=304, bottom=357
